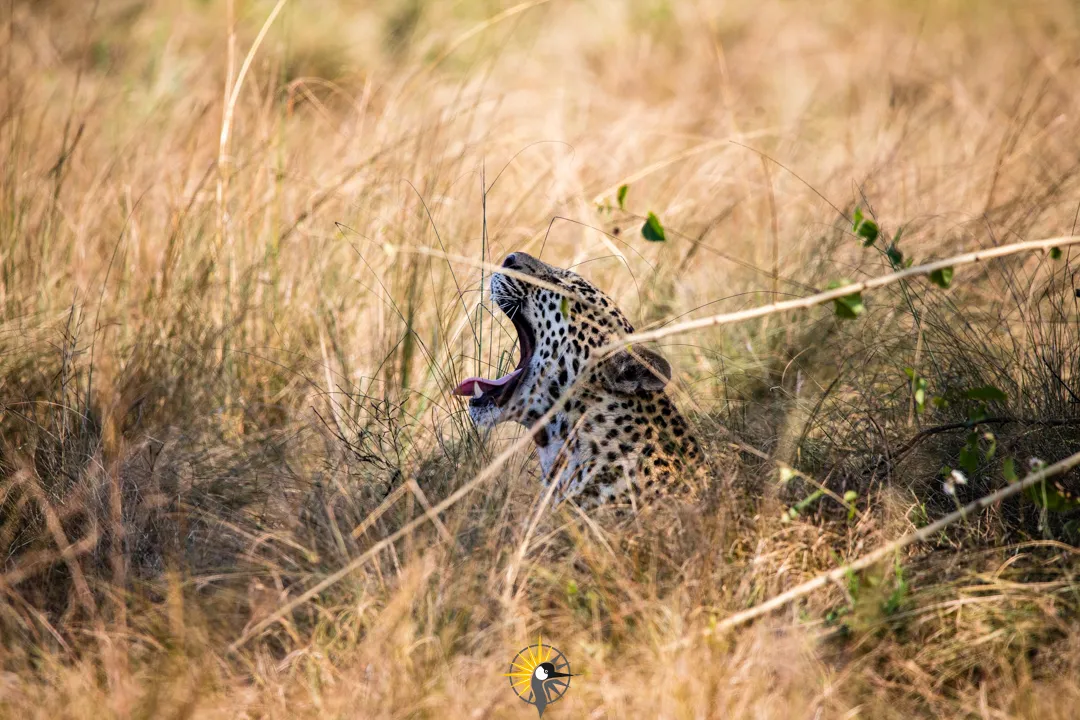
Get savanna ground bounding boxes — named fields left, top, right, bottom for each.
left=3, top=0, right=1080, bottom=717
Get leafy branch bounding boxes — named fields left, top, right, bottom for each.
left=700, top=447, right=1080, bottom=637
left=606, top=234, right=1080, bottom=351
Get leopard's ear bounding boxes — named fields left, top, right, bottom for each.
left=599, top=345, right=671, bottom=395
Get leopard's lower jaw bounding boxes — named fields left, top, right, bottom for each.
left=467, top=399, right=502, bottom=428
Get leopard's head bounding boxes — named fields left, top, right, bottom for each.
left=454, top=252, right=671, bottom=429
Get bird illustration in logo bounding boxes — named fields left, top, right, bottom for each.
left=503, top=636, right=575, bottom=717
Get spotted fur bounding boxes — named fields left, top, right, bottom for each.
left=465, top=252, right=705, bottom=511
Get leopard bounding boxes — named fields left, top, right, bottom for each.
left=454, top=251, right=706, bottom=512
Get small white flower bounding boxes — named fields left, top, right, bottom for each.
left=943, top=470, right=966, bottom=497
left=1029, top=457, right=1046, bottom=470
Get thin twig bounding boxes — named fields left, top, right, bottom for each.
left=1040, top=356, right=1080, bottom=404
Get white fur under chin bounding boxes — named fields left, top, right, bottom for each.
left=468, top=403, right=502, bottom=428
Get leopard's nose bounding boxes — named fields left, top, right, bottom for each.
left=502, top=253, right=525, bottom=270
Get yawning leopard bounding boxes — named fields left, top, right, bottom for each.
left=454, top=252, right=705, bottom=511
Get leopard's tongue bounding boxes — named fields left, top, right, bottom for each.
left=453, top=367, right=523, bottom=397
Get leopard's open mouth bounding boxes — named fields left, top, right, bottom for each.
left=452, top=292, right=534, bottom=408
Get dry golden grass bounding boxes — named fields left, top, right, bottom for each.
left=3, top=0, right=1080, bottom=717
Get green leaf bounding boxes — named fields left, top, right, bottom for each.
left=965, top=385, right=1007, bottom=404
left=929, top=267, right=954, bottom=289
left=856, top=219, right=879, bottom=246
left=959, top=445, right=979, bottom=475
left=560, top=296, right=570, bottom=317
left=642, top=212, right=666, bottom=242
left=827, top=280, right=864, bottom=319
left=617, top=184, right=628, bottom=210
left=1003, top=457, right=1017, bottom=483
left=834, top=293, right=864, bottom=319
left=982, top=431, right=997, bottom=461
left=904, top=368, right=928, bottom=413
left=851, top=207, right=879, bottom=246
left=886, top=244, right=904, bottom=268
left=1050, top=246, right=1062, bottom=260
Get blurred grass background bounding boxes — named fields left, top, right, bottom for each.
left=3, top=0, right=1080, bottom=717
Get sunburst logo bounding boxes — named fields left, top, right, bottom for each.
left=503, top=636, right=575, bottom=717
